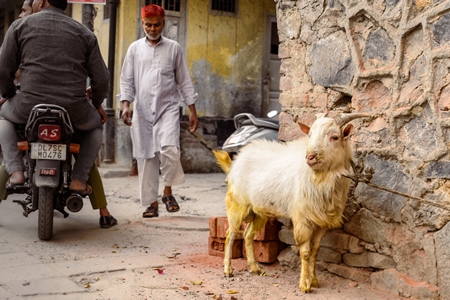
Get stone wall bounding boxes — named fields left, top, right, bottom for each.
left=275, top=0, right=450, bottom=299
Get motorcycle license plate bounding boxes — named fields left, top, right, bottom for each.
left=30, top=143, right=67, bottom=160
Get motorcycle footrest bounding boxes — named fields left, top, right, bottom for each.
left=6, top=184, right=30, bottom=193
left=12, top=199, right=34, bottom=217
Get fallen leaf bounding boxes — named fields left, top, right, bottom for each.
left=181, top=285, right=189, bottom=290
left=227, top=290, right=238, bottom=294
left=95, top=277, right=99, bottom=281
left=111, top=251, right=116, bottom=253
left=151, top=267, right=164, bottom=274
left=190, top=280, right=203, bottom=285
left=84, top=283, right=90, bottom=288
left=167, top=252, right=181, bottom=259
left=151, top=266, right=164, bottom=270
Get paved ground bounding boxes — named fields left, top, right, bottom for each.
left=0, top=165, right=400, bottom=300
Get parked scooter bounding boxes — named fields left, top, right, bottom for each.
left=222, top=111, right=279, bottom=157
left=6, top=104, right=86, bottom=240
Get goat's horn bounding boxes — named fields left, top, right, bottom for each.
left=334, top=113, right=372, bottom=127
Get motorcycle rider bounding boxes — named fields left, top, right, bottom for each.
left=0, top=0, right=116, bottom=228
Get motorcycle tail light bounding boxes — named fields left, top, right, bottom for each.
left=17, top=141, right=29, bottom=150
left=38, top=124, right=61, bottom=142
left=69, top=143, right=80, bottom=153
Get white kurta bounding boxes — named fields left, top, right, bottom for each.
left=119, top=37, right=197, bottom=159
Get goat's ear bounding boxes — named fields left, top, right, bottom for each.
left=342, top=124, right=353, bottom=138
left=298, top=122, right=310, bottom=135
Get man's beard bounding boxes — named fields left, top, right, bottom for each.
left=145, top=31, right=161, bottom=41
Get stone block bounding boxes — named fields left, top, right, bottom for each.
left=327, top=263, right=371, bottom=283
left=277, top=247, right=300, bottom=269
left=320, top=229, right=350, bottom=251
left=317, top=247, right=343, bottom=264
left=278, top=226, right=296, bottom=245
left=371, top=269, right=439, bottom=300
left=344, top=249, right=396, bottom=269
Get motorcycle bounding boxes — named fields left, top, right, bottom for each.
left=221, top=111, right=279, bottom=157
left=7, top=104, right=85, bottom=240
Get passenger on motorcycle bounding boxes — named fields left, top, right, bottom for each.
left=0, top=0, right=116, bottom=228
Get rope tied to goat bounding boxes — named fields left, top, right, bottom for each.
left=344, top=160, right=450, bottom=212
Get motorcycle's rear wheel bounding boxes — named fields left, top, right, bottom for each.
left=38, top=187, right=54, bottom=240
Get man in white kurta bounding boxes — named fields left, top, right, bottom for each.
left=119, top=4, right=198, bottom=218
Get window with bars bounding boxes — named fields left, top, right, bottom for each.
left=145, top=0, right=181, bottom=12
left=210, top=0, right=238, bottom=17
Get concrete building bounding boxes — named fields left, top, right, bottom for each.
left=0, top=0, right=280, bottom=172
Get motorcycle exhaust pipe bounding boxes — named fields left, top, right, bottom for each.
left=66, top=194, right=84, bottom=213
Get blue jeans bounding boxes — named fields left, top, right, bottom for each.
left=0, top=99, right=103, bottom=183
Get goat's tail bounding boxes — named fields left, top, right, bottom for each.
left=212, top=150, right=232, bottom=174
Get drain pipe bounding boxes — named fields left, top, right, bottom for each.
left=103, top=0, right=120, bottom=163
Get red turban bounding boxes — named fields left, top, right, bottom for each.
left=141, top=4, right=165, bottom=19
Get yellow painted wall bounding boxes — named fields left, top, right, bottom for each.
left=71, top=0, right=276, bottom=118
left=187, top=0, right=276, bottom=117
left=71, top=2, right=140, bottom=111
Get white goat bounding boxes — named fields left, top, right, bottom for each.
left=213, top=113, right=370, bottom=293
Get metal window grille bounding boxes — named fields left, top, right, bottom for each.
left=211, top=0, right=236, bottom=13
left=165, top=0, right=181, bottom=12
left=145, top=0, right=180, bottom=12
left=146, top=0, right=163, bottom=6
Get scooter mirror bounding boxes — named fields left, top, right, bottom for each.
left=267, top=110, right=278, bottom=118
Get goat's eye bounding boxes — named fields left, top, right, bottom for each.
left=331, top=136, right=339, bottom=141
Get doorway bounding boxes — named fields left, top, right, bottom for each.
left=262, top=15, right=281, bottom=117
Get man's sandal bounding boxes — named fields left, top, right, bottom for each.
left=162, top=196, right=180, bottom=213
left=143, top=205, right=159, bottom=218
left=70, top=183, right=93, bottom=197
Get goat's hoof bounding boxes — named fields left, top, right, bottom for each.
left=249, top=263, right=261, bottom=275
left=224, top=265, right=234, bottom=277
left=311, top=278, right=319, bottom=288
left=300, top=286, right=312, bottom=293
left=300, top=281, right=312, bottom=293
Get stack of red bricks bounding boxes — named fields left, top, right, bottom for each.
left=208, top=216, right=286, bottom=263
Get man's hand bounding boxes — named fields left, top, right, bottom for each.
left=188, top=104, right=198, bottom=133
left=97, top=106, right=107, bottom=124
left=121, top=101, right=132, bottom=126
left=86, top=86, right=92, bottom=100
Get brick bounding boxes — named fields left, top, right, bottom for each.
left=210, top=216, right=243, bottom=239
left=255, top=219, right=282, bottom=241
left=216, top=217, right=229, bottom=238
left=209, top=217, right=218, bottom=237
left=208, top=237, right=242, bottom=259
left=242, top=241, right=282, bottom=263
left=241, top=219, right=282, bottom=241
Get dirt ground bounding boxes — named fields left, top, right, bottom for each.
left=75, top=174, right=403, bottom=300
left=1, top=173, right=403, bottom=300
